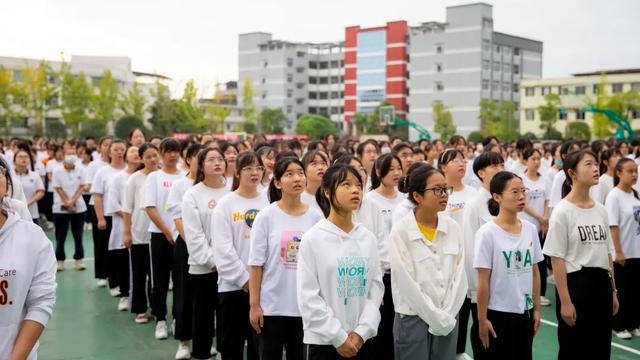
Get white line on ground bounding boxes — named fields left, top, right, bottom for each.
left=541, top=318, right=640, bottom=355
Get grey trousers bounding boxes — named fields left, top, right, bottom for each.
left=393, top=313, right=459, bottom=360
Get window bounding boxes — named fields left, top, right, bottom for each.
left=575, top=86, right=586, bottom=95
left=296, top=83, right=304, bottom=89
left=612, top=83, right=623, bottom=93
left=542, top=87, right=549, bottom=96
left=297, top=51, right=305, bottom=58
left=309, top=77, right=317, bottom=84
left=287, top=58, right=293, bottom=67
left=560, top=86, right=569, bottom=95
left=261, top=77, right=266, bottom=84
left=436, top=44, right=443, bottom=54
left=330, top=91, right=340, bottom=99
left=286, top=105, right=293, bottom=114
left=296, top=67, right=305, bottom=74
left=492, top=80, right=499, bottom=91
left=330, top=60, right=339, bottom=68
left=296, top=98, right=305, bottom=105
left=309, top=107, right=317, bottom=114
left=436, top=63, right=442, bottom=73
left=45, top=96, right=59, bottom=107
left=632, top=110, right=640, bottom=119
left=482, top=79, right=489, bottom=90
left=494, top=45, right=501, bottom=53
left=318, top=77, right=329, bottom=84
left=513, top=65, right=520, bottom=74
left=593, top=84, right=600, bottom=94
left=576, top=111, right=585, bottom=120
left=287, top=89, right=293, bottom=98
left=482, top=39, right=491, bottom=51
left=435, top=82, right=444, bottom=91
left=319, top=61, right=329, bottom=69
left=525, top=87, right=535, bottom=96
left=309, top=92, right=317, bottom=99
left=632, top=83, right=640, bottom=92
left=502, top=83, right=510, bottom=92
left=330, top=76, right=339, bottom=83
left=504, top=63, right=511, bottom=73
left=514, top=48, right=520, bottom=56
left=286, top=74, right=293, bottom=83
left=309, top=61, right=318, bottom=69
left=12, top=70, right=23, bottom=82
left=319, top=92, right=328, bottom=100
left=559, top=111, right=568, bottom=120
left=493, top=61, right=500, bottom=71
left=526, top=110, right=534, bottom=120
left=482, top=60, right=490, bottom=70
left=482, top=18, right=493, bottom=28
left=331, top=107, right=339, bottom=115
left=261, top=92, right=267, bottom=99
left=513, top=84, right=519, bottom=93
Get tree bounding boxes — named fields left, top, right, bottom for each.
left=607, top=90, right=640, bottom=121
left=467, top=131, right=484, bottom=143
left=90, top=70, right=119, bottom=136
left=175, top=80, right=206, bottom=133
left=432, top=102, right=456, bottom=141
left=19, top=61, right=58, bottom=136
left=538, top=93, right=561, bottom=138
left=115, top=115, right=145, bottom=139
left=148, top=80, right=177, bottom=136
left=0, top=66, right=23, bottom=137
left=565, top=121, right=591, bottom=140
left=542, top=128, right=563, bottom=140
left=46, top=118, right=67, bottom=139
left=208, top=82, right=233, bottom=133
left=120, top=82, right=147, bottom=119
left=591, top=74, right=612, bottom=139
left=59, top=61, right=93, bottom=137
left=496, top=100, right=518, bottom=141
left=241, top=78, right=257, bottom=133
left=353, top=113, right=377, bottom=135
left=259, top=107, right=287, bottom=134
left=295, top=114, right=338, bottom=139
left=479, top=99, right=499, bottom=135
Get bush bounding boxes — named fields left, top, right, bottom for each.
left=295, top=114, right=338, bottom=140
left=80, top=119, right=108, bottom=138
left=543, top=128, right=563, bottom=140
left=45, top=119, right=67, bottom=139
left=467, top=131, right=484, bottom=143
left=565, top=122, right=591, bottom=141
left=521, top=132, right=538, bottom=141
left=115, top=116, right=146, bottom=140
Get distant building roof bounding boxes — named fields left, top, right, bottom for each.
left=132, top=71, right=171, bottom=80
left=573, top=68, right=640, bottom=77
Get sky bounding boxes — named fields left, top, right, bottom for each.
left=2, top=0, right=639, bottom=97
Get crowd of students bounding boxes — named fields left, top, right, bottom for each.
left=2, top=130, right=640, bottom=360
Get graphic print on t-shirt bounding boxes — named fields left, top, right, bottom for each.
left=336, top=255, right=369, bottom=305
left=634, top=206, right=640, bottom=235
left=280, top=230, right=303, bottom=269
left=577, top=225, right=608, bottom=242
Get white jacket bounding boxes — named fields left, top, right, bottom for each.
left=390, top=211, right=467, bottom=336
left=354, top=196, right=388, bottom=272
left=297, top=219, right=384, bottom=347
left=462, top=187, right=493, bottom=302
left=0, top=213, right=56, bottom=360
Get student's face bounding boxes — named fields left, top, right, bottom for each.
left=361, top=144, right=378, bottom=168
left=0, top=174, right=8, bottom=199
left=396, top=148, right=414, bottom=174
left=306, top=155, right=328, bottom=183
left=526, top=152, right=541, bottom=172
left=328, top=171, right=362, bottom=212
left=55, top=150, right=64, bottom=161
left=455, top=140, right=467, bottom=153
left=224, top=147, right=238, bottom=169
left=150, top=138, right=162, bottom=148
left=142, top=148, right=160, bottom=170
left=569, top=154, right=599, bottom=187
left=110, top=143, right=126, bottom=163
left=276, top=162, right=306, bottom=196
left=414, top=172, right=449, bottom=213
left=619, top=143, right=629, bottom=155
left=126, top=146, right=140, bottom=166
left=238, top=159, right=264, bottom=188
left=203, top=151, right=226, bottom=177
left=261, top=152, right=276, bottom=174
left=130, top=130, right=146, bottom=147
left=479, top=163, right=505, bottom=185
left=605, top=153, right=622, bottom=172
left=427, top=147, right=438, bottom=160
left=350, top=160, right=367, bottom=185
left=413, top=152, right=426, bottom=163
left=617, top=161, right=638, bottom=187
left=100, top=139, right=112, bottom=155
left=162, top=150, right=180, bottom=168
left=380, top=159, right=403, bottom=188
left=86, top=139, right=96, bottom=149
left=494, top=178, right=527, bottom=213
left=14, top=151, right=30, bottom=168
left=443, top=153, right=466, bottom=181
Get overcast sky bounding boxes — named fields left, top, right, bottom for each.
left=2, top=0, right=639, bottom=97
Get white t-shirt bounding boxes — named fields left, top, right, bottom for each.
left=596, top=174, right=614, bottom=204
left=520, top=174, right=551, bottom=231
left=543, top=199, right=614, bottom=273
left=248, top=203, right=324, bottom=316
left=605, top=188, right=640, bottom=260
left=301, top=190, right=322, bottom=215
left=86, top=158, right=109, bottom=205
left=143, top=170, right=185, bottom=237
left=474, top=221, right=544, bottom=314
left=549, top=171, right=598, bottom=209
left=509, top=160, right=527, bottom=177
left=391, top=198, right=415, bottom=228
left=45, top=159, right=63, bottom=192
left=90, top=165, right=125, bottom=217
left=168, top=177, right=194, bottom=222
left=212, top=191, right=270, bottom=292
left=364, top=190, right=404, bottom=242
left=462, top=187, right=494, bottom=302
left=105, top=171, right=129, bottom=250
left=16, top=170, right=44, bottom=219
left=122, top=171, right=152, bottom=245
left=51, top=167, right=87, bottom=214
left=447, top=185, right=477, bottom=228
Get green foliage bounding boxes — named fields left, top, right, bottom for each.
left=432, top=102, right=456, bottom=141
left=565, top=121, right=591, bottom=140
left=174, top=80, right=206, bottom=133
left=18, top=61, right=58, bottom=136
left=80, top=118, right=108, bottom=138
left=45, top=118, right=67, bottom=139
left=496, top=100, right=518, bottom=141
left=479, top=99, right=499, bottom=135
left=208, top=82, right=233, bottom=133
left=241, top=78, right=257, bottom=133
left=538, top=93, right=561, bottom=139
left=353, top=101, right=394, bottom=135
left=467, top=131, right=484, bottom=143
left=0, top=65, right=23, bottom=137
left=90, top=70, right=119, bottom=134
left=259, top=107, right=287, bottom=134
left=522, top=132, right=538, bottom=141
left=59, top=61, right=93, bottom=137
left=542, top=128, right=563, bottom=140
left=115, top=115, right=145, bottom=140
left=148, top=80, right=177, bottom=136
left=591, top=75, right=612, bottom=139
left=295, top=114, right=338, bottom=140
left=120, top=82, right=147, bottom=119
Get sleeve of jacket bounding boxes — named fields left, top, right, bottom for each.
left=442, top=220, right=468, bottom=317
left=212, top=202, right=249, bottom=289
left=353, top=231, right=384, bottom=341
left=183, top=190, right=215, bottom=270
left=24, top=227, right=57, bottom=327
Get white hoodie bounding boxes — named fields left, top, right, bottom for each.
left=0, top=213, right=56, bottom=360
left=297, top=219, right=384, bottom=347
left=462, top=187, right=493, bottom=302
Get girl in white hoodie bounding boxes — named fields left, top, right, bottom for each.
left=0, top=160, right=56, bottom=360
left=390, top=164, right=467, bottom=360
left=212, top=152, right=269, bottom=360
left=182, top=148, right=230, bottom=359
left=249, top=156, right=324, bottom=360
left=297, top=164, right=384, bottom=360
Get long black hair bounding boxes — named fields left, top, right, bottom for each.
left=473, top=151, right=504, bottom=182
left=268, top=156, right=305, bottom=203
left=0, top=156, right=15, bottom=202
left=599, top=148, right=621, bottom=176
left=232, top=152, right=263, bottom=191
left=194, top=148, right=225, bottom=185
left=136, top=143, right=159, bottom=171
left=562, top=150, right=598, bottom=198
left=487, top=171, right=521, bottom=216
left=522, top=148, right=542, bottom=176
left=397, top=163, right=439, bottom=205
left=370, top=153, right=402, bottom=190
left=316, top=164, right=363, bottom=218
left=613, top=158, right=640, bottom=200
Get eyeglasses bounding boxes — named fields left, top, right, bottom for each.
left=450, top=158, right=467, bottom=164
left=357, top=166, right=367, bottom=175
left=502, top=188, right=529, bottom=196
left=241, top=166, right=265, bottom=173
left=422, top=186, right=453, bottom=197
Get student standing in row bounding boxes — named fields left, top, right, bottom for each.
left=144, top=138, right=185, bottom=341
left=249, top=157, right=324, bottom=360
left=14, top=147, right=45, bottom=223
left=474, top=171, right=543, bottom=360
left=597, top=148, right=621, bottom=204
left=123, top=143, right=159, bottom=324
left=182, top=148, right=230, bottom=359
left=390, top=164, right=467, bottom=360
left=213, top=152, right=269, bottom=360
left=605, top=158, right=640, bottom=339
left=301, top=150, right=328, bottom=213
left=297, top=164, right=384, bottom=360
left=543, top=150, right=619, bottom=359
left=221, top=142, right=239, bottom=186
left=257, top=146, right=276, bottom=192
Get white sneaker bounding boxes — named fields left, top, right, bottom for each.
left=97, top=279, right=108, bottom=288
left=613, top=330, right=633, bottom=340
left=171, top=319, right=176, bottom=335
left=175, top=343, right=191, bottom=359
left=117, top=297, right=129, bottom=311
left=155, top=320, right=168, bottom=340
left=456, top=354, right=473, bottom=360
left=135, top=313, right=149, bottom=324
left=110, top=287, right=121, bottom=297
left=547, top=274, right=556, bottom=285
left=540, top=296, right=551, bottom=306
left=632, top=328, right=640, bottom=337
left=210, top=345, right=217, bottom=355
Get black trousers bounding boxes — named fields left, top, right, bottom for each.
left=39, top=190, right=53, bottom=221
left=218, top=290, right=258, bottom=360
left=555, top=267, right=612, bottom=360
left=173, top=236, right=192, bottom=341
left=129, top=244, right=152, bottom=314
left=191, top=272, right=218, bottom=359
left=371, top=273, right=394, bottom=359
left=302, top=341, right=374, bottom=360
left=613, top=258, right=640, bottom=332
left=111, top=248, right=130, bottom=297
left=91, top=212, right=112, bottom=282
left=256, top=316, right=303, bottom=360
left=456, top=297, right=471, bottom=354
left=538, top=231, right=548, bottom=297
left=82, top=194, right=92, bottom=224
left=150, top=232, right=174, bottom=322
left=53, top=212, right=85, bottom=261
left=475, top=310, right=534, bottom=360
left=469, top=303, right=486, bottom=360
